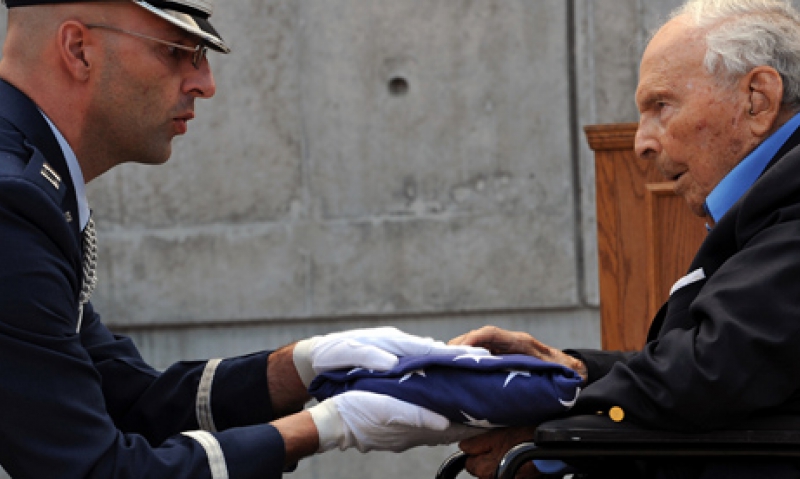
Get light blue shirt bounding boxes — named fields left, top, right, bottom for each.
left=40, top=111, right=90, bottom=231
left=704, top=111, right=800, bottom=224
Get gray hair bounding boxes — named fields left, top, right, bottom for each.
left=672, top=0, right=800, bottom=108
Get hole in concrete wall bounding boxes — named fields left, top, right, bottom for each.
left=388, top=77, right=409, bottom=96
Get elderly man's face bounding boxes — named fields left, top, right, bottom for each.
left=635, top=16, right=755, bottom=217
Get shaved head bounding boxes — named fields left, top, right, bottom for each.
left=2, top=2, right=128, bottom=73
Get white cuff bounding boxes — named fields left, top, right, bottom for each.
left=292, top=338, right=317, bottom=387
left=308, top=399, right=347, bottom=452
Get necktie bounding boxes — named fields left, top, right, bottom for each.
left=77, top=215, right=98, bottom=332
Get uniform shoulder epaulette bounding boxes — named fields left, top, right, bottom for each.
left=20, top=143, right=67, bottom=205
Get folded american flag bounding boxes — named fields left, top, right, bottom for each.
left=309, top=353, right=583, bottom=428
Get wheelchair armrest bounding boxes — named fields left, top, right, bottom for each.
left=493, top=414, right=800, bottom=479
left=435, top=414, right=800, bottom=479
left=534, top=413, right=800, bottom=446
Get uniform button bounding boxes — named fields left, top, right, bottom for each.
left=609, top=406, right=625, bottom=422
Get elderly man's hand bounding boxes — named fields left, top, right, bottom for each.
left=460, top=427, right=540, bottom=479
left=450, top=326, right=588, bottom=381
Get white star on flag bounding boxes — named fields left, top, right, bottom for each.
left=461, top=411, right=504, bottom=429
left=503, top=370, right=532, bottom=387
left=453, top=354, right=504, bottom=364
left=399, top=369, right=427, bottom=383
left=558, top=386, right=582, bottom=408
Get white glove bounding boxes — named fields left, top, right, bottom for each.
left=308, top=390, right=483, bottom=453
left=293, top=327, right=490, bottom=387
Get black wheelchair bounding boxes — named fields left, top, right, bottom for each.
left=435, top=413, right=800, bottom=478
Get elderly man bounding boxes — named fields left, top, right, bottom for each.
left=0, top=1, right=486, bottom=477
left=452, top=0, right=800, bottom=477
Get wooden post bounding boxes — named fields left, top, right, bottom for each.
left=585, top=123, right=706, bottom=351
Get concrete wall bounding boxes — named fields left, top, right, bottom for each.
left=94, top=2, right=587, bottom=332
left=0, top=1, right=717, bottom=478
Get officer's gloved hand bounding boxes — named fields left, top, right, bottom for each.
left=292, top=326, right=489, bottom=387
left=308, top=390, right=482, bottom=452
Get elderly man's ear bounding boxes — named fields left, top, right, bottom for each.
left=746, top=66, right=784, bottom=137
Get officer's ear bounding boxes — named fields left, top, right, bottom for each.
left=744, top=66, right=783, bottom=137
left=58, top=21, right=93, bottom=81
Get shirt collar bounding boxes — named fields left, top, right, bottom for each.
left=39, top=111, right=90, bottom=231
left=704, top=111, right=800, bottom=224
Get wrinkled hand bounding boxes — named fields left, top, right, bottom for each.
left=460, top=427, right=540, bottom=479
left=450, top=326, right=587, bottom=381
left=293, top=326, right=490, bottom=386
left=308, top=390, right=483, bottom=453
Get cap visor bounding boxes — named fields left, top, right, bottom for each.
left=133, top=0, right=230, bottom=53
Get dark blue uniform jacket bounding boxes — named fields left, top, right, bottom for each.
left=0, top=79, right=286, bottom=479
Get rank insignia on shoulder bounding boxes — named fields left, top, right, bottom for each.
left=41, top=162, right=61, bottom=190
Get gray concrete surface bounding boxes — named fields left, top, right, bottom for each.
left=0, top=1, right=751, bottom=478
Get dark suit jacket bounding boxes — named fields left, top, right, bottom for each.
left=568, top=125, right=800, bottom=478
left=0, top=80, right=286, bottom=478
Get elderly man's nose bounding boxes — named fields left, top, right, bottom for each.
left=635, top=127, right=659, bottom=161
